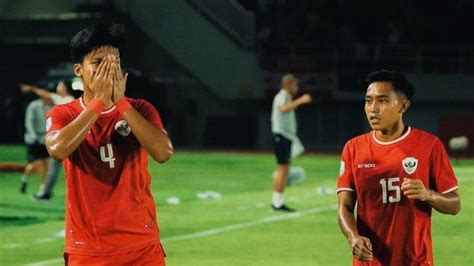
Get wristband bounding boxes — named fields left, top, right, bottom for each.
left=115, top=98, right=133, bottom=114
left=87, top=99, right=105, bottom=115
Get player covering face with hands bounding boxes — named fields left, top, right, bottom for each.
left=336, top=70, right=460, bottom=265
left=81, top=49, right=127, bottom=105
left=45, top=23, right=172, bottom=265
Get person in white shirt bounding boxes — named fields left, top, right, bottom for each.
left=270, top=74, right=312, bottom=211
left=20, top=81, right=75, bottom=200
left=20, top=97, right=53, bottom=195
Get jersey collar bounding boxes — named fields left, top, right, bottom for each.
left=372, top=127, right=412, bottom=145
left=79, top=97, right=116, bottom=115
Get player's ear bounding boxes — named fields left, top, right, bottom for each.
left=401, top=99, right=411, bottom=113
left=73, top=63, right=83, bottom=77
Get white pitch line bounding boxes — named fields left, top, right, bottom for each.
left=1, top=238, right=59, bottom=250
left=0, top=243, right=23, bottom=249
left=24, top=258, right=63, bottom=266
left=161, top=205, right=337, bottom=243
left=23, top=205, right=337, bottom=266
left=34, top=237, right=55, bottom=244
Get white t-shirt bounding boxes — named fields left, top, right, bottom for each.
left=271, top=89, right=296, bottom=138
left=51, top=94, right=75, bottom=105
left=24, top=99, right=52, bottom=144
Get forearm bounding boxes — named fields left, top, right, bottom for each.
left=45, top=109, right=99, bottom=160
left=32, top=88, right=52, bottom=100
left=280, top=100, right=302, bottom=112
left=338, top=206, right=359, bottom=241
left=120, top=108, right=173, bottom=163
left=426, top=190, right=461, bottom=215
left=338, top=191, right=360, bottom=241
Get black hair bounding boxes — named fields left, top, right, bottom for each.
left=366, top=70, right=415, bottom=101
left=70, top=23, right=126, bottom=63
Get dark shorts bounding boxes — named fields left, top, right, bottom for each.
left=273, top=134, right=292, bottom=165
left=27, top=143, right=49, bottom=162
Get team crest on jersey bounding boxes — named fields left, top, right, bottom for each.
left=402, top=157, right=418, bottom=175
left=115, top=120, right=131, bottom=136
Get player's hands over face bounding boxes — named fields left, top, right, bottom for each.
left=112, top=56, right=128, bottom=103
left=298, top=94, right=312, bottom=105
left=90, top=54, right=114, bottom=101
left=401, top=178, right=431, bottom=201
left=349, top=235, right=373, bottom=262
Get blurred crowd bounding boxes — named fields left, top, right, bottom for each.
left=256, top=0, right=474, bottom=50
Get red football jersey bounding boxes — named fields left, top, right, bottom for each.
left=46, top=97, right=165, bottom=256
left=337, top=127, right=458, bottom=266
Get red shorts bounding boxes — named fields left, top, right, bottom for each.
left=64, top=243, right=165, bottom=266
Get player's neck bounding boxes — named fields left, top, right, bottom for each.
left=83, top=90, right=114, bottom=109
left=375, top=121, right=407, bottom=142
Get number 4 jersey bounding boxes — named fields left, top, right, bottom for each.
left=337, top=127, right=458, bottom=266
left=46, top=97, right=165, bottom=256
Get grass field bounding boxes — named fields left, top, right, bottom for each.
left=0, top=145, right=473, bottom=265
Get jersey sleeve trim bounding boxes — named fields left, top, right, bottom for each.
left=441, top=186, right=458, bottom=194
left=337, top=188, right=355, bottom=193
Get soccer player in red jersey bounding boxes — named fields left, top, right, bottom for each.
left=337, top=70, right=461, bottom=265
left=44, top=23, right=173, bottom=265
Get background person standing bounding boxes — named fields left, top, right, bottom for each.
left=20, top=97, right=52, bottom=195
left=20, top=81, right=76, bottom=200
left=270, top=73, right=312, bottom=212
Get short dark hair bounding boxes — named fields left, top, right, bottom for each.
left=70, top=23, right=126, bottom=63
left=366, top=70, right=415, bottom=100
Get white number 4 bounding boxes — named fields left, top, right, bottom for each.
left=380, top=177, right=401, bottom=203
left=100, top=144, right=116, bottom=168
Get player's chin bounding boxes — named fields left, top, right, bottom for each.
left=368, top=122, right=383, bottom=130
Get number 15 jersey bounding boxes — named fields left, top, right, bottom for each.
left=46, top=97, right=165, bottom=256
left=337, top=127, right=458, bottom=266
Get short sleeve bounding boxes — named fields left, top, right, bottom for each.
left=337, top=141, right=356, bottom=193
left=133, top=99, right=165, bottom=131
left=45, top=106, right=74, bottom=137
left=274, top=92, right=290, bottom=108
left=429, top=138, right=458, bottom=194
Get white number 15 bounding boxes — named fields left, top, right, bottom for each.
left=380, top=177, right=401, bottom=203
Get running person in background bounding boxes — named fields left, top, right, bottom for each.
left=20, top=81, right=75, bottom=200
left=337, top=70, right=461, bottom=265
left=20, top=97, right=52, bottom=195
left=45, top=23, right=173, bottom=265
left=271, top=74, right=311, bottom=212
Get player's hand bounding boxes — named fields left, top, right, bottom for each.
left=19, top=83, right=35, bottom=93
left=401, top=178, right=432, bottom=201
left=349, top=235, right=373, bottom=262
left=112, top=55, right=128, bottom=103
left=297, top=94, right=312, bottom=105
left=90, top=54, right=114, bottom=102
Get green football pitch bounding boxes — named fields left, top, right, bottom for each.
left=0, top=145, right=473, bottom=265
